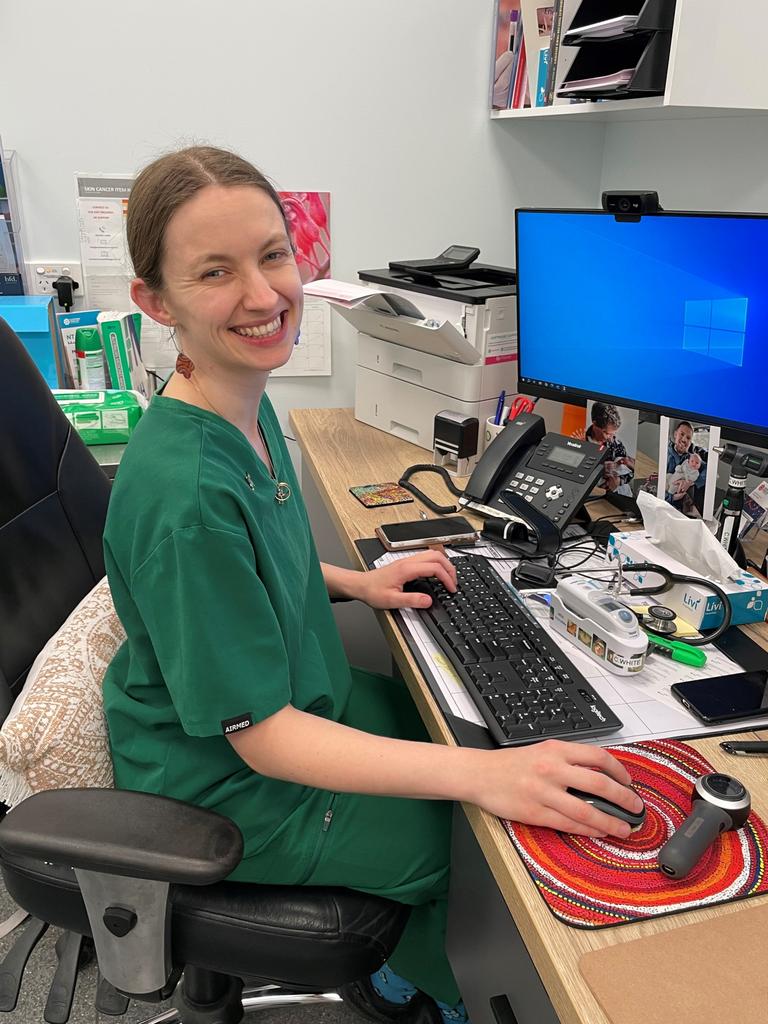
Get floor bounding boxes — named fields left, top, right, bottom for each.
left=0, top=884, right=358, bottom=1024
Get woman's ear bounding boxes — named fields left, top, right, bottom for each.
left=130, top=279, right=174, bottom=327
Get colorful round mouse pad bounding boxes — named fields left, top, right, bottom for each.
left=504, top=739, right=768, bottom=927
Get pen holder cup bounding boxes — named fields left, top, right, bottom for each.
left=483, top=416, right=507, bottom=453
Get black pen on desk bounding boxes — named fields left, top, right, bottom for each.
left=720, top=740, right=768, bottom=756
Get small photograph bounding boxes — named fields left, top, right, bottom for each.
left=566, top=619, right=578, bottom=637
left=537, top=5, right=554, bottom=34
left=575, top=401, right=639, bottom=497
left=591, top=636, right=607, bottom=659
left=578, top=627, right=592, bottom=647
left=640, top=421, right=710, bottom=519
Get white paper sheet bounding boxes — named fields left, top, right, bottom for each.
left=374, top=546, right=760, bottom=746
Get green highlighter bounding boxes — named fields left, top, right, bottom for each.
left=645, top=633, right=708, bottom=668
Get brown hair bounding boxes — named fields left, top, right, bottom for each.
left=126, top=145, right=288, bottom=292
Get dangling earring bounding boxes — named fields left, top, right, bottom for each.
left=175, top=353, right=195, bottom=379
left=294, top=331, right=301, bottom=347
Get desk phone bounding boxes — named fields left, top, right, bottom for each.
left=460, top=412, right=607, bottom=546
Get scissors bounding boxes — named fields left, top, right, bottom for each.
left=505, top=395, right=536, bottom=423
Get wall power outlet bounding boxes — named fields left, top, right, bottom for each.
left=25, top=260, right=83, bottom=299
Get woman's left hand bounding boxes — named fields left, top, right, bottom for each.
left=356, top=549, right=458, bottom=610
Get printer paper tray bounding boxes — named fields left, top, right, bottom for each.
left=331, top=303, right=481, bottom=366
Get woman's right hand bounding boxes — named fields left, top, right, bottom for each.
left=476, top=740, right=643, bottom=839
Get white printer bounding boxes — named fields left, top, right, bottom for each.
left=329, top=254, right=518, bottom=468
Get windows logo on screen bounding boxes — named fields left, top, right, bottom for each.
left=682, top=297, right=748, bottom=367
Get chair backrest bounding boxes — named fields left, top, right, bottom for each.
left=0, top=318, right=111, bottom=714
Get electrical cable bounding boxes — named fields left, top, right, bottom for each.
left=397, top=464, right=464, bottom=515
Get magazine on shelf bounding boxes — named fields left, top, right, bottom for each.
left=491, top=0, right=522, bottom=110
left=520, top=0, right=554, bottom=107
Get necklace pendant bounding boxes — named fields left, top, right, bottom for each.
left=244, top=472, right=255, bottom=491
left=275, top=482, right=291, bottom=504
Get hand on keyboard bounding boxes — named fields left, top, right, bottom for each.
left=478, top=740, right=643, bottom=839
left=356, top=549, right=457, bottom=610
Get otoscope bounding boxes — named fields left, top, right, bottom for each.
left=658, top=773, right=751, bottom=879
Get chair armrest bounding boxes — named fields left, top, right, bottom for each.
left=0, top=789, right=243, bottom=884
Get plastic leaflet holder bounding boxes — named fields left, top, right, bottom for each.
left=306, top=265, right=518, bottom=466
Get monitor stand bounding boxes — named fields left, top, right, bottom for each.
left=657, top=415, right=720, bottom=523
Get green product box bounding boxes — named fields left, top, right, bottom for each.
left=96, top=311, right=150, bottom=398
left=53, top=389, right=146, bottom=446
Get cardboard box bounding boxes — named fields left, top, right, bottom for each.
left=607, top=530, right=768, bottom=630
left=97, top=311, right=149, bottom=398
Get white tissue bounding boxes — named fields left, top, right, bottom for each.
left=636, top=491, right=741, bottom=582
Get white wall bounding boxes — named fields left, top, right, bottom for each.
left=601, top=116, right=768, bottom=212
left=1, top=0, right=605, bottom=432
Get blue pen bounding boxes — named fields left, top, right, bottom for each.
left=493, top=390, right=506, bottom=425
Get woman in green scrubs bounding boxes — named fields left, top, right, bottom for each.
left=103, top=146, right=642, bottom=1024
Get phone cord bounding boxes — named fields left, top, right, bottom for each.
left=398, top=464, right=464, bottom=515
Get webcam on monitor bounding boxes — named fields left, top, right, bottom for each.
left=602, top=190, right=662, bottom=217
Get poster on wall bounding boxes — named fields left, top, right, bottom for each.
left=272, top=191, right=332, bottom=378
left=75, top=173, right=175, bottom=374
left=76, top=176, right=331, bottom=379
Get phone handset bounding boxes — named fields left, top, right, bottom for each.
left=463, top=412, right=546, bottom=504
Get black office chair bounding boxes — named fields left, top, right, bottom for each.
left=0, top=318, right=410, bottom=1023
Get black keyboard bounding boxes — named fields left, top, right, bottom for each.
left=407, top=554, right=622, bottom=746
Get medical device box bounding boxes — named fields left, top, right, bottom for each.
left=607, top=531, right=768, bottom=630
left=96, top=311, right=150, bottom=398
left=53, top=389, right=146, bottom=445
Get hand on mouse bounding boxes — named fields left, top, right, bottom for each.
left=475, top=741, right=643, bottom=839
left=355, top=549, right=458, bottom=610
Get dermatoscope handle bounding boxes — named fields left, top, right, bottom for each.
left=658, top=802, right=733, bottom=879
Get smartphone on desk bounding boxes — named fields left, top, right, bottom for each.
left=375, top=516, right=479, bottom=551
left=671, top=670, right=768, bottom=725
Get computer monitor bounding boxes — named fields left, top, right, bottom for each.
left=515, top=209, right=768, bottom=444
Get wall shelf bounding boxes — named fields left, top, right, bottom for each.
left=491, top=0, right=768, bottom=124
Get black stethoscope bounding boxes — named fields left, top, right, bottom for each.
left=602, top=560, right=732, bottom=646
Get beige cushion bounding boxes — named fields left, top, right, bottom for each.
left=0, top=576, right=124, bottom=807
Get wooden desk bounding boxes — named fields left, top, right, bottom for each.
left=290, top=407, right=768, bottom=1024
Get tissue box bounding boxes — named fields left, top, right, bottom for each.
left=607, top=531, right=768, bottom=630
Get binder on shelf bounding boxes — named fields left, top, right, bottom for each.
left=557, top=31, right=672, bottom=100
left=544, top=0, right=584, bottom=105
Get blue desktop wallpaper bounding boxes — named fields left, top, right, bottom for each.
left=516, top=212, right=768, bottom=432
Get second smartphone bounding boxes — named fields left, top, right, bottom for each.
left=375, top=516, right=479, bottom=551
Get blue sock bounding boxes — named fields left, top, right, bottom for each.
left=435, top=998, right=469, bottom=1024
left=370, top=963, right=418, bottom=1005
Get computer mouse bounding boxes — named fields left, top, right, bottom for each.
left=567, top=787, right=646, bottom=829
left=402, top=578, right=438, bottom=599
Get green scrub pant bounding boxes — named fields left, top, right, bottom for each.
left=232, top=668, right=459, bottom=1006
left=308, top=669, right=458, bottom=1006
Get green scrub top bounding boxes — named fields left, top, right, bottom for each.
left=102, top=392, right=354, bottom=877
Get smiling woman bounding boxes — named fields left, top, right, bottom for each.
left=101, top=145, right=642, bottom=1024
